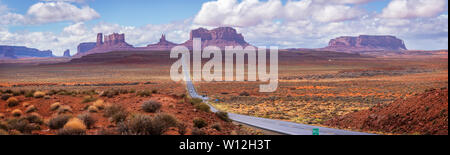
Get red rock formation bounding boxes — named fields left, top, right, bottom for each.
left=77, top=42, right=96, bottom=54
left=63, top=49, right=71, bottom=57
left=182, top=27, right=251, bottom=49
left=146, top=34, right=178, bottom=50
left=325, top=35, right=407, bottom=52
left=74, top=33, right=134, bottom=57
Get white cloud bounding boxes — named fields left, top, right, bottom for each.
left=380, top=0, right=448, bottom=19
left=194, top=0, right=367, bottom=27
left=27, top=2, right=100, bottom=24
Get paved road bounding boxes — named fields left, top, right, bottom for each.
left=181, top=58, right=374, bottom=135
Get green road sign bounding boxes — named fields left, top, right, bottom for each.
left=313, top=128, right=319, bottom=135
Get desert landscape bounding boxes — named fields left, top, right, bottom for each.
left=0, top=26, right=448, bottom=135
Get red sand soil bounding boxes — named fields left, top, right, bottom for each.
left=0, top=93, right=238, bottom=135
left=326, top=88, right=448, bottom=135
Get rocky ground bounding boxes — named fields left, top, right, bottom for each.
left=325, top=88, right=448, bottom=135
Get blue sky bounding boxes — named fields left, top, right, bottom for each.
left=0, top=0, right=448, bottom=55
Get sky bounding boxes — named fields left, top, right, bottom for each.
left=0, top=0, right=448, bottom=56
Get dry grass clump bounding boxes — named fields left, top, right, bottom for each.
left=50, top=102, right=61, bottom=111
left=215, top=111, right=231, bottom=122
left=22, top=102, right=31, bottom=108
left=88, top=106, right=99, bottom=113
left=25, top=105, right=37, bottom=113
left=48, top=114, right=72, bottom=129
left=11, top=109, right=23, bottom=117
left=33, top=91, right=46, bottom=98
left=82, top=95, right=96, bottom=103
left=1, top=94, right=11, bottom=100
left=191, top=128, right=205, bottom=135
left=6, top=97, right=19, bottom=107
left=25, top=113, right=43, bottom=124
left=6, top=117, right=39, bottom=134
left=93, top=99, right=105, bottom=110
left=104, top=104, right=129, bottom=123
left=0, top=113, right=4, bottom=120
left=194, top=102, right=211, bottom=113
left=211, top=123, right=222, bottom=131
left=77, top=113, right=96, bottom=129
left=57, top=105, right=72, bottom=114
left=137, top=90, right=152, bottom=97
left=118, top=113, right=178, bottom=135
left=193, top=118, right=207, bottom=129
left=58, top=118, right=86, bottom=135
left=141, top=100, right=162, bottom=113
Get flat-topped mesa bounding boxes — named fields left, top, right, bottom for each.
left=182, top=27, right=251, bottom=49
left=0, top=45, right=53, bottom=59
left=326, top=35, right=407, bottom=51
left=74, top=33, right=134, bottom=57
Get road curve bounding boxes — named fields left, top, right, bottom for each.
left=181, top=58, right=374, bottom=135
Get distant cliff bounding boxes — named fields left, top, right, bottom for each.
left=325, top=35, right=407, bottom=52
left=0, top=45, right=53, bottom=59
left=74, top=33, right=134, bottom=57
left=182, top=27, right=251, bottom=49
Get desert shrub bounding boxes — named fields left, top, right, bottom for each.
left=177, top=123, right=187, bottom=135
left=77, top=113, right=96, bottom=129
left=58, top=118, right=86, bottom=135
left=57, top=105, right=72, bottom=114
left=6, top=97, right=19, bottom=107
left=25, top=105, right=37, bottom=113
left=50, top=102, right=61, bottom=111
left=193, top=118, right=207, bottom=128
left=88, top=106, right=99, bottom=113
left=211, top=123, right=222, bottom=131
left=151, top=89, right=158, bottom=94
left=1, top=94, right=11, bottom=100
left=11, top=109, right=23, bottom=117
left=12, top=91, right=20, bottom=96
left=141, top=100, right=162, bottom=113
left=22, top=102, right=31, bottom=108
left=101, top=90, right=119, bottom=98
left=0, top=121, right=8, bottom=130
left=44, top=95, right=51, bottom=99
left=215, top=111, right=231, bottom=122
left=82, top=96, right=96, bottom=103
left=189, top=98, right=203, bottom=105
left=0, top=129, right=8, bottom=135
left=48, top=114, right=72, bottom=129
left=6, top=118, right=37, bottom=134
left=93, top=99, right=105, bottom=110
left=4, top=90, right=12, bottom=94
left=137, top=90, right=152, bottom=97
left=194, top=102, right=211, bottom=113
left=239, top=91, right=250, bottom=96
left=191, top=128, right=205, bottom=135
left=0, top=113, right=4, bottom=120
left=24, top=90, right=35, bottom=98
left=33, top=91, right=46, bottom=98
left=24, top=113, right=43, bottom=124
left=104, top=104, right=129, bottom=123
left=118, top=113, right=178, bottom=135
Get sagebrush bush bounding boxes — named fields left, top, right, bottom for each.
left=22, top=102, right=31, bottom=108
left=193, top=118, right=207, bottom=128
left=189, top=98, right=203, bottom=105
left=194, top=102, right=211, bottom=113
left=33, top=91, right=46, bottom=98
left=191, top=128, right=205, bottom=135
left=136, top=90, right=152, bottom=97
left=0, top=113, right=5, bottom=120
left=50, top=102, right=61, bottom=111
left=25, top=113, right=43, bottom=124
left=0, top=129, right=8, bottom=135
left=1, top=94, right=11, bottom=101
left=215, top=111, right=231, bottom=122
left=104, top=104, right=128, bottom=123
left=57, top=105, right=72, bottom=114
left=118, top=113, right=178, bottom=135
left=6, top=118, right=38, bottom=134
left=24, top=90, right=35, bottom=98
left=141, top=100, right=162, bottom=113
left=25, top=105, right=37, bottom=113
left=48, top=114, right=72, bottom=129
left=58, top=118, right=86, bottom=135
left=11, top=109, right=23, bottom=117
left=77, top=113, right=96, bottom=129
left=6, top=97, right=19, bottom=107
left=211, top=123, right=222, bottom=131
left=177, top=123, right=187, bottom=135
